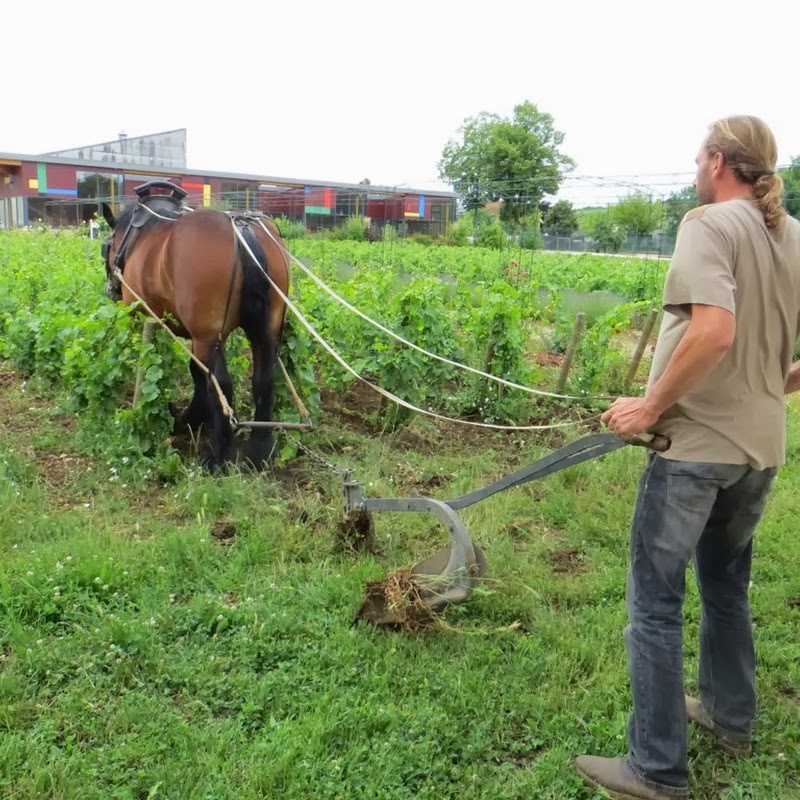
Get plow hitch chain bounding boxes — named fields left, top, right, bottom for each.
left=346, top=431, right=670, bottom=628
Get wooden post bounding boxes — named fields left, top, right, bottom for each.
left=556, top=312, right=586, bottom=393
left=277, top=356, right=310, bottom=420
left=483, top=337, right=496, bottom=376
left=483, top=337, right=504, bottom=399
left=625, top=308, right=659, bottom=390
left=133, top=320, right=157, bottom=405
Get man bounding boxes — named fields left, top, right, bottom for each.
left=576, top=116, right=800, bottom=799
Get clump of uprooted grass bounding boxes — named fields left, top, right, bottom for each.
left=355, top=567, right=446, bottom=631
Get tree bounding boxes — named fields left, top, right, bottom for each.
left=610, top=192, right=663, bottom=237
left=662, top=186, right=697, bottom=236
left=438, top=101, right=575, bottom=227
left=780, top=156, right=800, bottom=219
left=577, top=207, right=606, bottom=236
left=577, top=208, right=624, bottom=253
left=591, top=218, right=625, bottom=253
left=543, top=199, right=578, bottom=236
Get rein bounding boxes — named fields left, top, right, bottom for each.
left=230, top=217, right=599, bottom=433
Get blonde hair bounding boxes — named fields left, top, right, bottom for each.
left=705, top=115, right=786, bottom=231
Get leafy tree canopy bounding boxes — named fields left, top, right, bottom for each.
left=610, top=192, right=663, bottom=237
left=543, top=199, right=578, bottom=236
left=662, top=186, right=698, bottom=236
left=780, top=156, right=800, bottom=219
left=438, top=101, right=575, bottom=226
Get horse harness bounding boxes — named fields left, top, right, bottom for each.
left=103, top=181, right=189, bottom=292
left=103, top=180, right=274, bottom=357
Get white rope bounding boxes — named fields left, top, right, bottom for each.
left=111, top=267, right=238, bottom=426
left=138, top=203, right=183, bottom=221
left=231, top=220, right=592, bottom=432
left=253, top=217, right=600, bottom=403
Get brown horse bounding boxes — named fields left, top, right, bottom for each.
left=101, top=181, right=290, bottom=471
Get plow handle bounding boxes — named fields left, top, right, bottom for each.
left=625, top=433, right=671, bottom=452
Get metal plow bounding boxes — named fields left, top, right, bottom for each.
left=345, top=431, right=670, bottom=629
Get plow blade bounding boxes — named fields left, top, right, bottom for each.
left=345, top=432, right=669, bottom=629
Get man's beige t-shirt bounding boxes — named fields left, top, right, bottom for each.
left=648, top=198, right=800, bottom=469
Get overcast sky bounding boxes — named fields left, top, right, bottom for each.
left=5, top=1, right=799, bottom=205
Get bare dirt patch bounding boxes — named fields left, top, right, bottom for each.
left=210, top=521, right=237, bottom=544
left=531, top=352, right=564, bottom=368
left=319, top=383, right=382, bottom=437
left=548, top=547, right=587, bottom=575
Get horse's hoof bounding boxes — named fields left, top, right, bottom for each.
left=180, top=411, right=206, bottom=430
left=244, top=440, right=275, bottom=472
left=199, top=452, right=223, bottom=473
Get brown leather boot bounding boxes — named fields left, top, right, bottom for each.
left=575, top=756, right=686, bottom=799
left=685, top=695, right=753, bottom=757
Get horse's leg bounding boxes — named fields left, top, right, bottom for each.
left=195, top=340, right=235, bottom=471
left=180, top=357, right=208, bottom=430
left=244, top=327, right=277, bottom=470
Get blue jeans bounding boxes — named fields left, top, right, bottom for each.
left=624, top=454, right=776, bottom=795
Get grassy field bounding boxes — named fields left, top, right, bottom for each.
left=1, top=361, right=798, bottom=799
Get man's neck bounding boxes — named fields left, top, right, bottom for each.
left=714, top=183, right=754, bottom=203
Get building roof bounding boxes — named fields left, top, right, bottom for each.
left=0, top=148, right=457, bottom=199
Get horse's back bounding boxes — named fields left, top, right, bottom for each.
left=168, top=210, right=246, bottom=338
left=125, top=208, right=289, bottom=341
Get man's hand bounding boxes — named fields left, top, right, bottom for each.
left=786, top=361, right=800, bottom=394
left=600, top=397, right=660, bottom=440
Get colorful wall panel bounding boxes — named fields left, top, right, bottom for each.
left=304, top=186, right=334, bottom=215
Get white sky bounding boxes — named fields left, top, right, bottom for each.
left=4, top=1, right=799, bottom=206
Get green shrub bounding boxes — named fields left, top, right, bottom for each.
left=272, top=216, right=306, bottom=240
left=476, top=223, right=506, bottom=250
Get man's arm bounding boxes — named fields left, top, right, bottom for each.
left=785, top=361, right=800, bottom=394
left=601, top=304, right=735, bottom=438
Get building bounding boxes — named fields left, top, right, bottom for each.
left=0, top=129, right=457, bottom=236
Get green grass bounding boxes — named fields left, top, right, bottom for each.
left=0, top=367, right=798, bottom=799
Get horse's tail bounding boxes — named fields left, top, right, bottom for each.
left=237, top=223, right=271, bottom=338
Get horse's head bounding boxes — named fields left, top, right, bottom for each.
left=100, top=203, right=123, bottom=302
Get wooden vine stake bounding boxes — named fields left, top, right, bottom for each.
left=625, top=309, right=659, bottom=391
left=483, top=337, right=503, bottom=400
left=556, top=312, right=586, bottom=393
